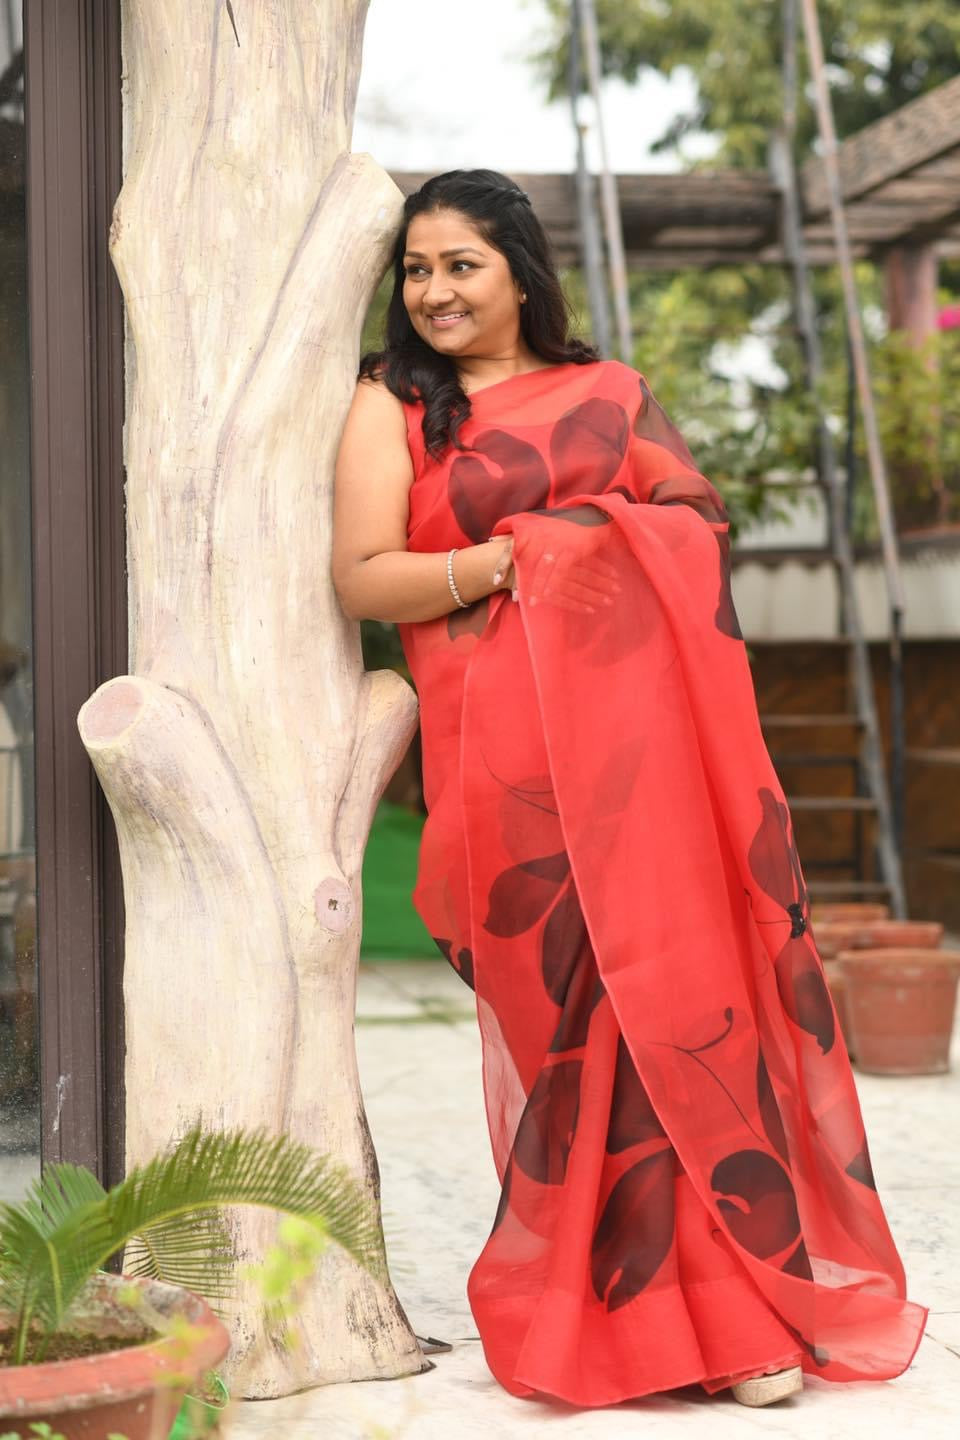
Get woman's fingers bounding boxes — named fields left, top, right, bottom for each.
left=556, top=583, right=615, bottom=609
left=532, top=590, right=601, bottom=615
left=566, top=568, right=622, bottom=603
left=587, top=561, right=624, bottom=584
left=523, top=551, right=622, bottom=610
left=574, top=555, right=621, bottom=587
left=491, top=537, right=515, bottom=587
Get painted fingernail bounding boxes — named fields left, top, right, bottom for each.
left=511, top=587, right=518, bottom=601
left=493, top=571, right=502, bottom=584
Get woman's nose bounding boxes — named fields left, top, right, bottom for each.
left=424, top=274, right=455, bottom=306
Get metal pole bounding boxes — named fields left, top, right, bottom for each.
left=798, top=0, right=907, bottom=869
left=577, top=0, right=633, bottom=363
left=844, top=338, right=857, bottom=546
left=798, top=0, right=905, bottom=622
left=773, top=0, right=905, bottom=916
left=569, top=0, right=612, bottom=355
left=772, top=0, right=844, bottom=616
left=789, top=0, right=906, bottom=909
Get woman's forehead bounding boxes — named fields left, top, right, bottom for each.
left=404, top=208, right=493, bottom=256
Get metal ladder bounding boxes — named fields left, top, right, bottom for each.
left=760, top=0, right=907, bottom=918
left=566, top=0, right=909, bottom=916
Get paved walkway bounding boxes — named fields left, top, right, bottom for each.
left=230, top=957, right=959, bottom=1439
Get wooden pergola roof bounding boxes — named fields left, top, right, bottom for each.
left=391, top=75, right=960, bottom=268
left=2, top=66, right=958, bottom=267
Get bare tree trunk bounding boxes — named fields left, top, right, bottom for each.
left=76, top=0, right=423, bottom=1397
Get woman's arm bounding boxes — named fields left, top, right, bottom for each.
left=332, top=377, right=512, bottom=623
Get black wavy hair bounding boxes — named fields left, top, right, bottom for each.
left=358, top=168, right=599, bottom=459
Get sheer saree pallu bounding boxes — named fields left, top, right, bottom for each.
left=396, top=361, right=926, bottom=1407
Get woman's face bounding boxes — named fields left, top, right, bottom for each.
left=402, top=208, right=525, bottom=359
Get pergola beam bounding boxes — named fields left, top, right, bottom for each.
left=801, top=74, right=960, bottom=216
left=390, top=167, right=959, bottom=268
left=389, top=76, right=960, bottom=271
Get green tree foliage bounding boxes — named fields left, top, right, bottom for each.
left=532, top=0, right=960, bottom=536
left=538, top=0, right=960, bottom=167
left=564, top=261, right=823, bottom=535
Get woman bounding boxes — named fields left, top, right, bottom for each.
left=332, top=169, right=927, bottom=1409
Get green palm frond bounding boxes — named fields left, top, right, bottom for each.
left=0, top=1126, right=388, bottom=1365
left=0, top=1166, right=108, bottom=1363
left=12, top=1164, right=107, bottom=1236
left=123, top=1209, right=236, bottom=1303
left=103, top=1128, right=387, bottom=1280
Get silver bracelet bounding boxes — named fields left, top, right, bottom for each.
left=447, top=547, right=470, bottom=608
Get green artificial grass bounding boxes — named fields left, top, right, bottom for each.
left=360, top=801, right=438, bottom=960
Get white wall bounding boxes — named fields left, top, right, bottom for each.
left=732, top=546, right=960, bottom=640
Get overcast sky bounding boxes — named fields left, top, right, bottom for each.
left=353, top=0, right=714, bottom=176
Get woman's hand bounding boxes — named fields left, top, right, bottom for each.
left=524, top=547, right=622, bottom=614
left=490, top=535, right=516, bottom=598
left=517, top=507, right=623, bottom=613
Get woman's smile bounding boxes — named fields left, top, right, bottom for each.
left=428, top=310, right=470, bottom=329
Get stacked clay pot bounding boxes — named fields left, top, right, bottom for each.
left=809, top=908, right=959, bottom=1075
left=837, top=943, right=960, bottom=1075
left=810, top=902, right=891, bottom=926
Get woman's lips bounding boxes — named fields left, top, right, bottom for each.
left=428, top=311, right=469, bottom=328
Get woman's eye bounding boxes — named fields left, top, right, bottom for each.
left=403, top=261, right=474, bottom=277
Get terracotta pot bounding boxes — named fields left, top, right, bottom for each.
left=837, top=948, right=960, bottom=1075
left=813, top=921, right=865, bottom=959
left=810, top=902, right=890, bottom=925
left=0, top=1272, right=230, bottom=1440
left=848, top=920, right=944, bottom=950
left=823, top=960, right=855, bottom=1060
left=813, top=918, right=944, bottom=959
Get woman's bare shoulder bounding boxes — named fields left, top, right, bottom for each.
left=339, top=370, right=411, bottom=483
left=355, top=370, right=399, bottom=398
left=348, top=371, right=408, bottom=428
left=356, top=365, right=386, bottom=388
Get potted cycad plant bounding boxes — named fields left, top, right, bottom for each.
left=0, top=1126, right=388, bottom=1439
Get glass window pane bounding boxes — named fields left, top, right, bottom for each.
left=0, top=0, right=37, bottom=1203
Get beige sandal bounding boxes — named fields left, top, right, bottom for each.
left=731, top=1364, right=803, bottom=1407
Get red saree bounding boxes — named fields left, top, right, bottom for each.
left=395, top=359, right=927, bottom=1406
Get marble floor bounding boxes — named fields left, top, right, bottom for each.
left=226, top=956, right=960, bottom=1440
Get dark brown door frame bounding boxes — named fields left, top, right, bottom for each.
left=24, top=0, right=126, bottom=1182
